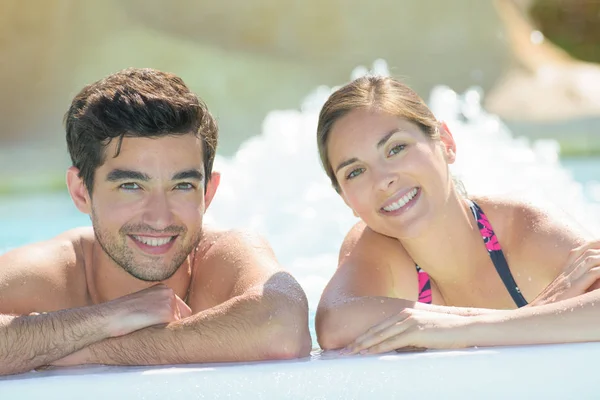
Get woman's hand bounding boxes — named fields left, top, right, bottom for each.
left=531, top=240, right=600, bottom=306
left=341, top=308, right=474, bottom=355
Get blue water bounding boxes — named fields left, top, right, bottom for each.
left=561, top=157, right=600, bottom=184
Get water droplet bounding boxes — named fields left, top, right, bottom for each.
left=530, top=30, right=544, bottom=45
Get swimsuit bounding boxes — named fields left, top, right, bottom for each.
left=416, top=200, right=528, bottom=308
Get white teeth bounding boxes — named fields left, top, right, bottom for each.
left=383, top=188, right=418, bottom=212
left=133, top=235, right=173, bottom=247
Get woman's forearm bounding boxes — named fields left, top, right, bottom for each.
left=468, top=290, right=600, bottom=347
left=316, top=296, right=501, bottom=350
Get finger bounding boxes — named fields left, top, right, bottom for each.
left=171, top=294, right=182, bottom=321
left=342, top=312, right=412, bottom=354
left=353, top=310, right=414, bottom=345
left=581, top=254, right=600, bottom=271
left=572, top=266, right=600, bottom=293
left=571, top=253, right=600, bottom=279
left=344, top=319, right=412, bottom=355
left=568, top=241, right=600, bottom=268
left=175, top=295, right=192, bottom=319
left=360, top=334, right=417, bottom=355
left=395, top=346, right=427, bottom=353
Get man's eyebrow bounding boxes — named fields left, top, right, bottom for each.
left=172, top=169, right=204, bottom=181
left=106, top=169, right=150, bottom=182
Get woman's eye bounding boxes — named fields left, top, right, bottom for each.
left=119, top=182, right=140, bottom=190
left=346, top=168, right=365, bottom=180
left=388, top=144, right=406, bottom=156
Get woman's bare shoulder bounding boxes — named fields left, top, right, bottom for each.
left=333, top=221, right=419, bottom=300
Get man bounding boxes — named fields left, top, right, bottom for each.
left=0, top=68, right=312, bottom=376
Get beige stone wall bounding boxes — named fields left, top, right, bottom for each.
left=0, top=0, right=510, bottom=155
left=1, top=0, right=599, bottom=192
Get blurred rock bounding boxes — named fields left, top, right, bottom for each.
left=0, top=0, right=509, bottom=156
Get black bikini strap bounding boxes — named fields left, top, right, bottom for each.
left=468, top=201, right=528, bottom=308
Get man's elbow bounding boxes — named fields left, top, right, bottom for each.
left=262, top=323, right=312, bottom=360
left=260, top=295, right=312, bottom=360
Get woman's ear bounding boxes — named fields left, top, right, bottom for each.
left=438, top=121, right=457, bottom=164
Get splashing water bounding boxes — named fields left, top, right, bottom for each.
left=205, top=59, right=600, bottom=309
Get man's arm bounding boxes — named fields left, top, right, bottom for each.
left=0, top=238, right=184, bottom=376
left=0, top=308, right=115, bottom=376
left=57, top=230, right=312, bottom=366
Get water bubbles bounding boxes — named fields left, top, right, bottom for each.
left=350, top=66, right=370, bottom=80
left=371, top=59, right=390, bottom=77
left=530, top=30, right=545, bottom=45
left=350, top=59, right=390, bottom=80
left=204, top=58, right=600, bottom=315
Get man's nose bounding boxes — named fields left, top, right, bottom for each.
left=142, top=191, right=174, bottom=230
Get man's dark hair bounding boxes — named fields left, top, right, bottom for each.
left=65, top=67, right=218, bottom=193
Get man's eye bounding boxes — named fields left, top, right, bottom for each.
left=120, top=182, right=140, bottom=190
left=175, top=182, right=195, bottom=190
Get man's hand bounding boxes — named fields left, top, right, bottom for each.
left=531, top=240, right=600, bottom=306
left=45, top=284, right=192, bottom=368
left=101, top=283, right=192, bottom=337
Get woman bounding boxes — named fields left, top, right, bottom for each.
left=315, top=75, right=600, bottom=354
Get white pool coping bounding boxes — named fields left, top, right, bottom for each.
left=0, top=342, right=596, bottom=399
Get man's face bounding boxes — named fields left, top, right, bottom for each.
left=83, top=134, right=216, bottom=281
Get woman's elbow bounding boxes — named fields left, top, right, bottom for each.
left=315, top=306, right=351, bottom=351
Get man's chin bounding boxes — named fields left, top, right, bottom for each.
left=121, top=263, right=180, bottom=282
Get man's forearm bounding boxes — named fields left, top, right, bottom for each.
left=80, top=290, right=311, bottom=366
left=0, top=307, right=114, bottom=376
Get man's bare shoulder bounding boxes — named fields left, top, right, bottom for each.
left=0, top=227, right=92, bottom=314
left=196, top=227, right=277, bottom=264
left=188, top=227, right=282, bottom=309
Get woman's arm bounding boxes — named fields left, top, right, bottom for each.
left=316, top=222, right=501, bottom=350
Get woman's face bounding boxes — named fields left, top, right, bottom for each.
left=327, top=108, right=456, bottom=239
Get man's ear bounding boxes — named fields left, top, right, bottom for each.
left=66, top=166, right=92, bottom=214
left=438, top=121, right=457, bottom=164
left=203, top=171, right=220, bottom=212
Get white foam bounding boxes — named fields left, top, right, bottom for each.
left=205, top=60, right=600, bottom=305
